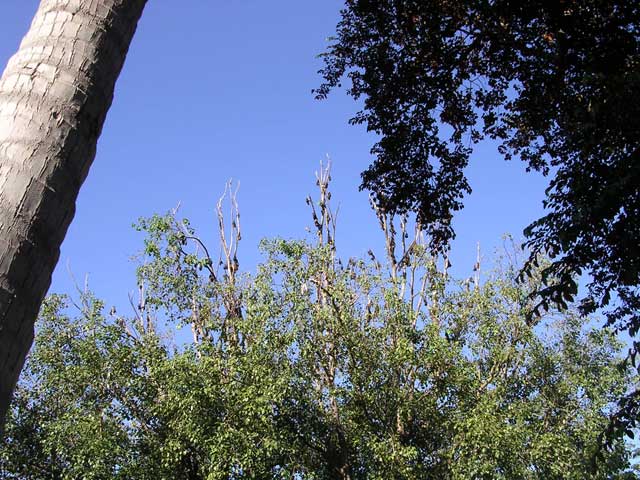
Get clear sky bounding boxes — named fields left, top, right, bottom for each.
left=1, top=1, right=549, bottom=313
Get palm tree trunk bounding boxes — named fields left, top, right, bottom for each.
left=0, top=0, right=147, bottom=429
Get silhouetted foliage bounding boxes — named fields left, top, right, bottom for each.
left=317, top=0, right=640, bottom=438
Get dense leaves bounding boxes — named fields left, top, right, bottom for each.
left=1, top=180, right=636, bottom=478
left=316, top=0, right=640, bottom=434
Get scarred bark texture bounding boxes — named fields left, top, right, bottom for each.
left=0, top=0, right=146, bottom=429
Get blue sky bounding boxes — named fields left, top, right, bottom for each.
left=1, top=1, right=549, bottom=313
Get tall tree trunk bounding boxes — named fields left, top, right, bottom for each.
left=0, top=0, right=147, bottom=430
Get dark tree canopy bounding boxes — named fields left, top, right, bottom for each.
left=317, top=0, right=640, bottom=437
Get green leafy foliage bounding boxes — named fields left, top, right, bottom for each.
left=1, top=175, right=637, bottom=478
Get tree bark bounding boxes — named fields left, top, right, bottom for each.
left=0, top=0, right=146, bottom=430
